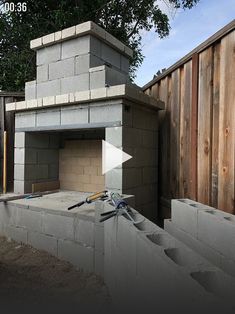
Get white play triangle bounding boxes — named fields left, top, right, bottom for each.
left=102, top=140, right=132, bottom=174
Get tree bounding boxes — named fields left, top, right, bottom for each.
left=0, top=0, right=200, bottom=91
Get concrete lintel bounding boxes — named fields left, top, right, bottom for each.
left=30, top=21, right=133, bottom=58
left=15, top=121, right=121, bottom=133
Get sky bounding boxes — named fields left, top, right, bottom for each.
left=135, top=0, right=235, bottom=87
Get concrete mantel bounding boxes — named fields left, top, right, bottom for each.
left=6, top=84, right=165, bottom=112
left=30, top=21, right=133, bottom=58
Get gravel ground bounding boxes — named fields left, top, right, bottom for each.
left=0, top=236, right=111, bottom=314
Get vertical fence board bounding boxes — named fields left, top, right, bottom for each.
left=158, top=77, right=172, bottom=219
left=218, top=32, right=235, bottom=213
left=211, top=43, right=221, bottom=208
left=179, top=66, right=185, bottom=197
left=197, top=47, right=213, bottom=205
left=170, top=69, right=181, bottom=199
left=180, top=61, right=192, bottom=198
left=190, top=54, right=199, bottom=200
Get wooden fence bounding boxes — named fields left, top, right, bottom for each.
left=0, top=92, right=24, bottom=192
left=143, top=20, right=235, bottom=217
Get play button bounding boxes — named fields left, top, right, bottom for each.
left=102, top=140, right=132, bottom=174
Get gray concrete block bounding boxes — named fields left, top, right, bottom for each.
left=122, top=168, right=142, bottom=189
left=74, top=219, right=94, bottom=247
left=15, top=132, right=25, bottom=148
left=16, top=208, right=42, bottom=233
left=4, top=225, right=27, bottom=244
left=116, top=216, right=137, bottom=273
left=36, top=109, right=60, bottom=127
left=37, top=64, right=48, bottom=82
left=121, top=55, right=129, bottom=73
left=36, top=43, right=61, bottom=65
left=90, top=36, right=102, bottom=58
left=61, top=106, right=89, bottom=125
left=61, top=74, right=89, bottom=94
left=101, top=43, right=121, bottom=69
left=75, top=53, right=103, bottom=75
left=58, top=239, right=94, bottom=273
left=25, top=164, right=49, bottom=180
left=48, top=164, right=59, bottom=179
left=142, top=130, right=158, bottom=148
left=122, top=127, right=143, bottom=148
left=89, top=68, right=106, bottom=89
left=37, top=149, right=58, bottom=164
left=14, top=164, right=25, bottom=181
left=25, top=148, right=37, bottom=164
left=171, top=199, right=200, bottom=238
left=94, top=224, right=104, bottom=253
left=49, top=57, right=75, bottom=80
left=25, top=133, right=49, bottom=149
left=198, top=210, right=235, bottom=261
left=105, top=126, right=122, bottom=147
left=15, top=112, right=36, bottom=129
left=37, top=79, right=60, bottom=98
left=105, top=169, right=122, bottom=190
left=61, top=36, right=90, bottom=59
left=90, top=103, right=122, bottom=123
left=49, top=134, right=60, bottom=148
left=0, top=204, right=18, bottom=227
left=164, top=219, right=222, bottom=269
left=28, top=231, right=57, bottom=256
left=14, top=180, right=25, bottom=194
left=106, top=66, right=127, bottom=86
left=90, top=66, right=127, bottom=89
left=14, top=148, right=25, bottom=164
left=25, top=81, right=36, bottom=100
left=143, top=167, right=158, bottom=184
left=132, top=107, right=158, bottom=130
left=43, top=213, right=74, bottom=240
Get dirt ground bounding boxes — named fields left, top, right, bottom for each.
left=0, top=236, right=111, bottom=314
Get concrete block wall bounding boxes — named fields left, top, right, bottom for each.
left=105, top=103, right=158, bottom=220
left=26, top=34, right=130, bottom=100
left=98, top=200, right=235, bottom=313
left=1, top=194, right=235, bottom=312
left=165, top=199, right=235, bottom=277
left=59, top=139, right=104, bottom=192
left=14, top=132, right=60, bottom=193
left=0, top=201, right=103, bottom=274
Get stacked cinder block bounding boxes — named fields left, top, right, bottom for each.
left=0, top=193, right=102, bottom=274
left=99, top=200, right=235, bottom=313
left=59, top=139, right=104, bottom=192
left=14, top=132, right=60, bottom=193
left=25, top=21, right=131, bottom=100
left=165, top=199, right=235, bottom=277
left=105, top=105, right=158, bottom=219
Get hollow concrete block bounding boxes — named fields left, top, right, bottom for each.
left=58, top=239, right=94, bottom=273
left=42, top=213, right=74, bottom=240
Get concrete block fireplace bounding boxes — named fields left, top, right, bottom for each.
left=7, top=21, right=164, bottom=218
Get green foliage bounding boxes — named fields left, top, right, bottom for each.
left=0, top=0, right=200, bottom=91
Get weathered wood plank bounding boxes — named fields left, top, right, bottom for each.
left=211, top=43, right=221, bottom=208
left=180, top=61, right=192, bottom=198
left=170, top=69, right=181, bottom=199
left=218, top=31, right=235, bottom=213
left=197, top=47, right=213, bottom=205
left=32, top=181, right=60, bottom=193
left=190, top=53, right=198, bottom=200
left=158, top=77, right=171, bottom=206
